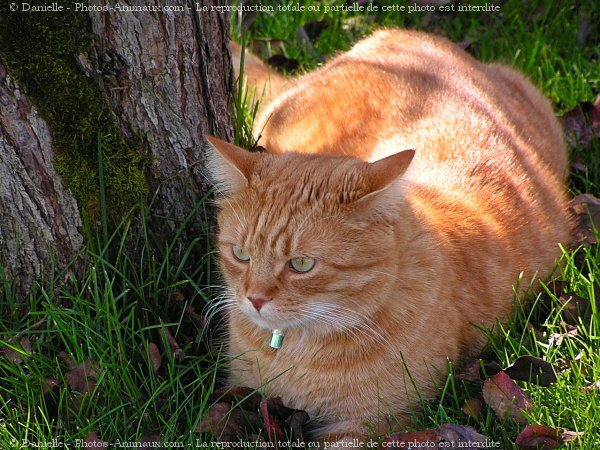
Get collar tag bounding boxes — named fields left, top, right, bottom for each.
left=270, top=329, right=285, bottom=349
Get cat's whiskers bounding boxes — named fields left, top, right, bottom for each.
left=203, top=287, right=237, bottom=328
left=299, top=302, right=386, bottom=344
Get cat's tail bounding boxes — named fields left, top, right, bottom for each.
left=231, top=41, right=288, bottom=106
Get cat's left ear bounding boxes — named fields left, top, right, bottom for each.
left=363, top=149, right=415, bottom=198
left=204, top=135, right=261, bottom=195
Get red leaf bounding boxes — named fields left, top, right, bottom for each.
left=148, top=342, right=161, bottom=373
left=482, top=371, right=532, bottom=425
left=515, top=425, right=561, bottom=450
left=260, top=398, right=286, bottom=443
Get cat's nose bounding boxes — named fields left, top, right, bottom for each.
left=248, top=296, right=271, bottom=312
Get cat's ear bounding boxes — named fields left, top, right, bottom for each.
left=363, top=149, right=415, bottom=198
left=204, top=135, right=260, bottom=195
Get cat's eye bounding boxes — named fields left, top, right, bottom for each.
left=232, top=245, right=251, bottom=262
left=289, top=256, right=316, bottom=273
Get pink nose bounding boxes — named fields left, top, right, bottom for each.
left=248, top=296, right=270, bottom=312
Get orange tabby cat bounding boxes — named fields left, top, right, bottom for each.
left=205, top=29, right=571, bottom=443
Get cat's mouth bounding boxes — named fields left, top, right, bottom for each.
left=241, top=301, right=303, bottom=331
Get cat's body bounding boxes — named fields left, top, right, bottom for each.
left=207, top=29, right=571, bottom=442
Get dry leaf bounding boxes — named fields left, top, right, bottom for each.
left=1, top=336, right=33, bottom=364
left=148, top=342, right=162, bottom=373
left=482, top=371, right=532, bottom=425
left=456, top=359, right=483, bottom=382
left=504, top=356, right=557, bottom=386
left=515, top=424, right=561, bottom=450
left=208, top=386, right=262, bottom=412
left=569, top=194, right=600, bottom=246
left=462, top=397, right=485, bottom=421
left=561, top=95, right=600, bottom=149
left=65, top=360, right=101, bottom=395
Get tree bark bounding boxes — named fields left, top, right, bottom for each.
left=0, top=2, right=233, bottom=298
left=90, top=1, right=234, bottom=239
left=0, top=59, right=84, bottom=296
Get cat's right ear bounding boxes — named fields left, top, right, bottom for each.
left=204, top=135, right=261, bottom=196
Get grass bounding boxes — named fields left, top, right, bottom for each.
left=1, top=0, right=600, bottom=448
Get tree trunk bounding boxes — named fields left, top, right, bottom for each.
left=0, top=59, right=84, bottom=297
left=90, top=1, right=234, bottom=239
left=0, top=2, right=233, bottom=299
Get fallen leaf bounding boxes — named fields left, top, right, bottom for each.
left=515, top=425, right=561, bottom=450
left=159, top=324, right=184, bottom=361
left=64, top=360, right=101, bottom=395
left=569, top=194, right=600, bottom=246
left=561, top=95, right=600, bottom=149
left=1, top=336, right=33, bottom=364
left=199, top=389, right=310, bottom=443
left=504, top=356, right=557, bottom=386
left=261, top=399, right=286, bottom=443
left=196, top=402, right=262, bottom=442
left=148, top=342, right=162, bottom=374
left=287, top=410, right=310, bottom=440
left=196, top=402, right=230, bottom=434
left=482, top=371, right=532, bottom=425
left=462, top=397, right=485, bottom=421
left=208, top=386, right=262, bottom=412
left=456, top=359, right=483, bottom=382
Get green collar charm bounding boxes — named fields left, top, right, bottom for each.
left=270, top=329, right=285, bottom=349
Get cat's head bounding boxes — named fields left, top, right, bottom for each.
left=205, top=136, right=414, bottom=335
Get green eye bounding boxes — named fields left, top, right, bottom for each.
left=232, top=245, right=251, bottom=262
left=289, top=256, right=316, bottom=273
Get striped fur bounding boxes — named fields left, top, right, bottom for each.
left=207, top=29, right=572, bottom=442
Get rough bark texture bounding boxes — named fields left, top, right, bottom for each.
left=0, top=2, right=233, bottom=298
left=89, top=1, right=234, bottom=240
left=0, top=59, right=84, bottom=296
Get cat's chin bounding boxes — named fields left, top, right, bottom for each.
left=246, top=313, right=294, bottom=331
